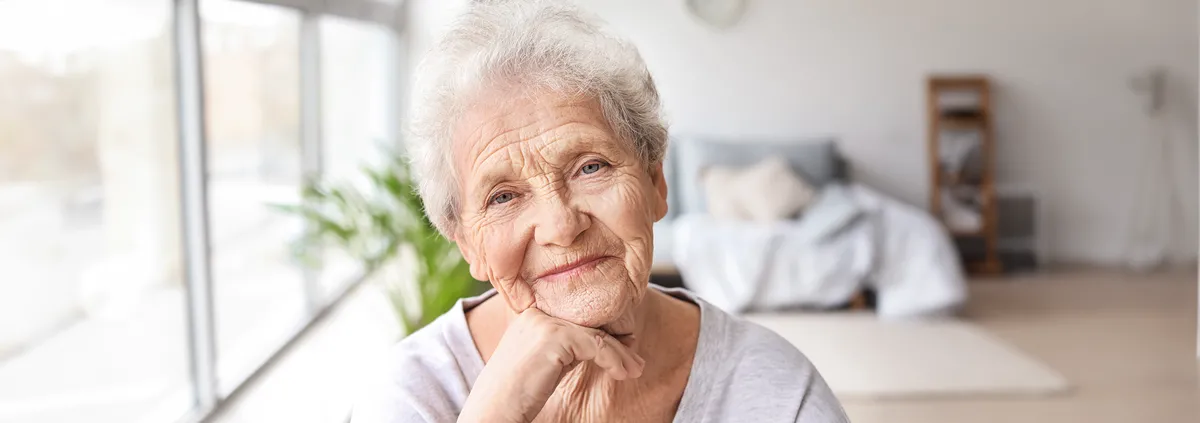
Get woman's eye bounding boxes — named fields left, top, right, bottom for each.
left=580, top=161, right=607, bottom=175
left=490, top=192, right=515, bottom=205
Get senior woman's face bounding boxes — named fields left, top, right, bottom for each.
left=450, top=90, right=668, bottom=329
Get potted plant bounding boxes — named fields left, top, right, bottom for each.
left=274, top=151, right=482, bottom=335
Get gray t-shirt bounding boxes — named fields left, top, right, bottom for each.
left=352, top=286, right=849, bottom=422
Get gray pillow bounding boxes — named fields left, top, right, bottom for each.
left=673, top=136, right=844, bottom=215
left=791, top=183, right=864, bottom=244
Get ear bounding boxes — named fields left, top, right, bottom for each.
left=453, top=231, right=489, bottom=282
left=650, top=161, right=669, bottom=222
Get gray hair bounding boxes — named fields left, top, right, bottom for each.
left=407, top=0, right=668, bottom=237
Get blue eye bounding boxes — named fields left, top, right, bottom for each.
left=490, top=192, right=515, bottom=205
left=580, top=161, right=606, bottom=175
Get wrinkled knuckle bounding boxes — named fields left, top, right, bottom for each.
left=545, top=348, right=571, bottom=367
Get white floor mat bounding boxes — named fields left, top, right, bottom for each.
left=745, top=312, right=1070, bottom=399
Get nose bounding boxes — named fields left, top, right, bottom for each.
left=532, top=194, right=591, bottom=247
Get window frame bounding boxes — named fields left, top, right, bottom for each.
left=171, top=1, right=404, bottom=422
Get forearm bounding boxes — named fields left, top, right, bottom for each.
left=457, top=388, right=532, bottom=423
left=458, top=367, right=543, bottom=423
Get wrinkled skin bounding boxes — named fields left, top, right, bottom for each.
left=452, top=90, right=666, bottom=333
left=451, top=89, right=697, bottom=423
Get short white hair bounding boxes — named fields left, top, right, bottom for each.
left=407, top=0, right=668, bottom=237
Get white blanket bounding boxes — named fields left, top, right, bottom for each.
left=671, top=183, right=966, bottom=319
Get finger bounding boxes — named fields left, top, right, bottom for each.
left=611, top=333, right=645, bottom=368
left=589, top=333, right=631, bottom=380
left=586, top=325, right=641, bottom=370
left=562, top=328, right=634, bottom=380
left=613, top=332, right=638, bottom=349
left=535, top=313, right=643, bottom=381
left=583, top=329, right=643, bottom=380
left=613, top=334, right=644, bottom=368
left=601, top=333, right=644, bottom=379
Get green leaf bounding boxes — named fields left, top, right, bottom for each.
left=267, top=147, right=478, bottom=336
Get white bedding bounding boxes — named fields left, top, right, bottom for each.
left=670, top=183, right=966, bottom=319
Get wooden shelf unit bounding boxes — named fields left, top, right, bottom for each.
left=927, top=75, right=1002, bottom=275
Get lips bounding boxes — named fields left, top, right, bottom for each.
left=535, top=255, right=612, bottom=282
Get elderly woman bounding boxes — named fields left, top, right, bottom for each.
left=354, top=1, right=847, bottom=422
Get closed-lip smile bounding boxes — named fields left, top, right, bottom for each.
left=536, top=255, right=611, bottom=281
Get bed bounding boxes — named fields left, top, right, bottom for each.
left=651, top=136, right=966, bottom=319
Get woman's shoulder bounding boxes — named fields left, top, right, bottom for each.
left=351, top=304, right=479, bottom=423
left=387, top=292, right=493, bottom=379
left=682, top=292, right=849, bottom=422
left=700, top=302, right=820, bottom=378
left=390, top=310, right=472, bottom=371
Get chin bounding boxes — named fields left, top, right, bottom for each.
left=551, top=300, right=626, bottom=328
left=533, top=262, right=640, bottom=328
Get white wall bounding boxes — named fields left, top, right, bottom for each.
left=406, top=0, right=1199, bottom=265
left=403, top=0, right=469, bottom=82
left=576, top=0, right=1199, bottom=265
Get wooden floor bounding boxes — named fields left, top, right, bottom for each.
left=843, top=268, right=1200, bottom=423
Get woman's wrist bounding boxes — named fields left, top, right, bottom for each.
left=458, top=374, right=529, bottom=423
left=458, top=399, right=528, bottom=423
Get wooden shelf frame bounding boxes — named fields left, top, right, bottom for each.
left=927, top=75, right=1003, bottom=275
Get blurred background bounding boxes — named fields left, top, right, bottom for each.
left=0, top=1, right=1196, bottom=422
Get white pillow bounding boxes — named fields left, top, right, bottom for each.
left=701, top=156, right=816, bottom=222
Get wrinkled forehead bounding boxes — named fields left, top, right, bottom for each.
left=450, top=91, right=623, bottom=184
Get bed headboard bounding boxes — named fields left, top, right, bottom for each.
left=663, top=136, right=846, bottom=217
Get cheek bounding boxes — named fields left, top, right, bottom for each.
left=474, top=223, right=537, bottom=311
left=581, top=176, right=656, bottom=279
left=583, top=168, right=656, bottom=223
left=582, top=180, right=651, bottom=234
left=477, top=222, right=526, bottom=282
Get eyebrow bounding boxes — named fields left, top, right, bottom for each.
left=467, top=153, right=517, bottom=205
left=465, top=128, right=620, bottom=205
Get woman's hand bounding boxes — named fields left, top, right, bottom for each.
left=458, top=308, right=645, bottom=423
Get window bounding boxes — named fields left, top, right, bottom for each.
left=0, top=0, right=403, bottom=421
left=317, top=16, right=401, bottom=298
left=199, top=0, right=308, bottom=394
left=0, top=0, right=193, bottom=422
